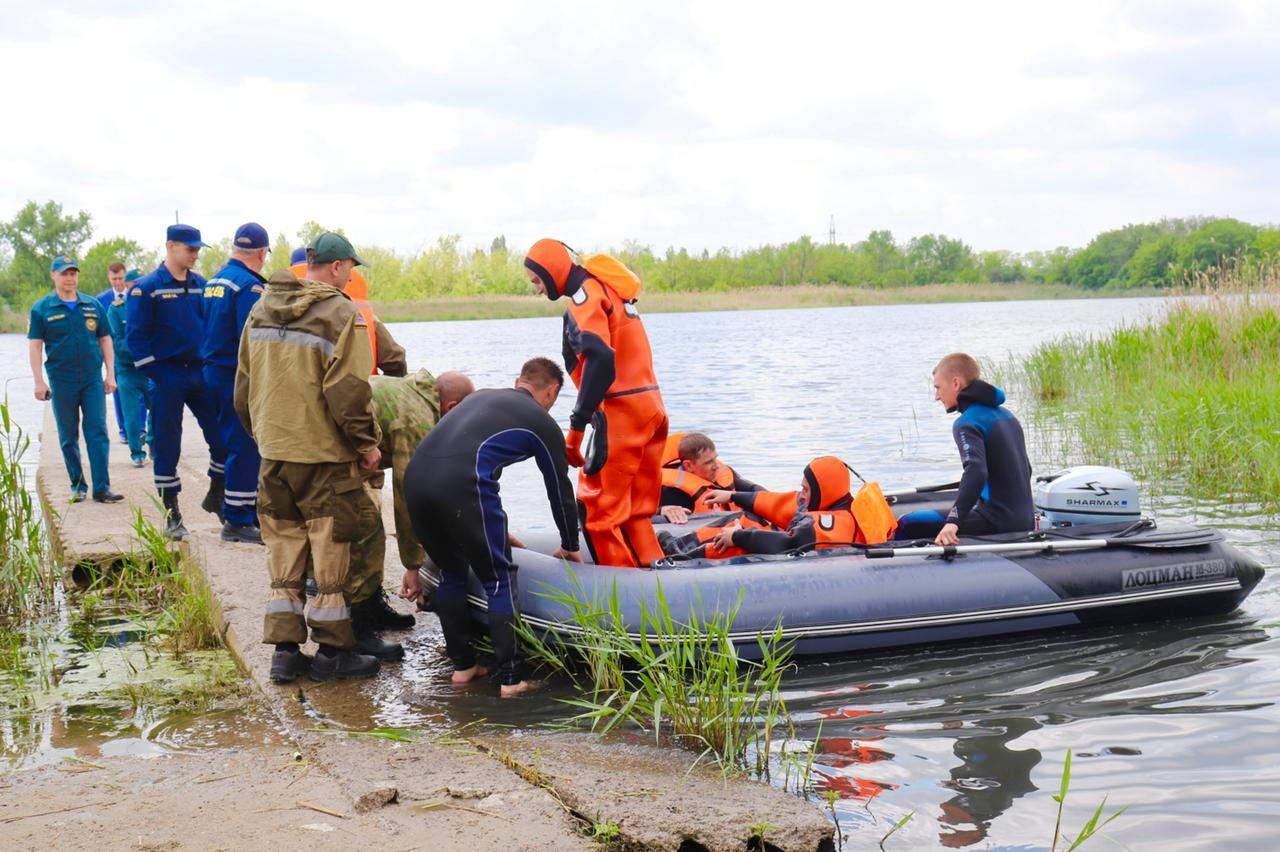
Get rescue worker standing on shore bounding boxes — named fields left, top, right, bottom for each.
left=107, top=269, right=151, bottom=467
left=27, top=255, right=122, bottom=503
left=290, top=249, right=407, bottom=377
left=201, top=223, right=269, bottom=545
left=127, top=224, right=227, bottom=540
left=343, top=368, right=476, bottom=661
left=523, top=240, right=668, bottom=568
left=97, top=261, right=131, bottom=443
left=234, top=231, right=382, bottom=683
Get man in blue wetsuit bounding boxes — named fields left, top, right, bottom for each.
left=895, top=352, right=1034, bottom=544
left=127, top=224, right=227, bottom=540
left=27, top=255, right=122, bottom=503
left=403, top=357, right=581, bottom=697
left=201, top=223, right=269, bottom=544
left=97, top=261, right=132, bottom=442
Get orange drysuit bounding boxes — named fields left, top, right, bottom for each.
left=525, top=240, right=668, bottom=568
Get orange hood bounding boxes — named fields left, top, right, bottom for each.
left=803, top=456, right=851, bottom=510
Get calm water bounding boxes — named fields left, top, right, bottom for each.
left=4, top=296, right=1276, bottom=849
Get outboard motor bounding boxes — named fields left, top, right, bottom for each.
left=1034, top=465, right=1141, bottom=528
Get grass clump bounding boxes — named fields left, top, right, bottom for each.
left=517, top=569, right=796, bottom=777
left=1014, top=260, right=1280, bottom=514
left=0, top=398, right=55, bottom=622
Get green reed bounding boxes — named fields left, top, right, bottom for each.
left=0, top=398, right=55, bottom=622
left=516, top=569, right=797, bottom=777
left=1014, top=261, right=1280, bottom=514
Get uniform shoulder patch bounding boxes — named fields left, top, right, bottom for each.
left=571, top=286, right=588, bottom=306
left=130, top=288, right=143, bottom=297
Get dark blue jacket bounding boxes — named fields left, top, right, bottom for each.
left=96, top=287, right=124, bottom=314
left=948, top=380, right=1034, bottom=533
left=126, top=263, right=208, bottom=368
left=200, top=258, right=266, bottom=369
left=27, top=291, right=108, bottom=384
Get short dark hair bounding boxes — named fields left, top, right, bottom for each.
left=107, top=261, right=126, bottom=274
left=678, top=432, right=715, bottom=460
left=519, top=357, right=564, bottom=390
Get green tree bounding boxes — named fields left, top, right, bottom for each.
left=0, top=200, right=93, bottom=305
left=79, top=237, right=152, bottom=295
left=1253, top=228, right=1280, bottom=259
left=906, top=234, right=976, bottom=284
left=1122, top=235, right=1179, bottom=288
left=1176, top=218, right=1257, bottom=272
left=264, top=232, right=294, bottom=277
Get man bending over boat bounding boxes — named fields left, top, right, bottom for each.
left=658, top=431, right=765, bottom=523
left=894, top=353, right=1034, bottom=545
left=663, top=456, right=897, bottom=558
left=403, top=357, right=580, bottom=697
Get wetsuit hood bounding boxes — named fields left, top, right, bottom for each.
left=803, top=456, right=852, bottom=511
left=952, top=379, right=1006, bottom=414
left=258, top=269, right=347, bottom=324
left=525, top=239, right=575, bottom=301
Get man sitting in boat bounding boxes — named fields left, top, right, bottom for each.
left=658, top=431, right=765, bottom=523
left=894, top=352, right=1034, bottom=545
left=663, top=456, right=897, bottom=558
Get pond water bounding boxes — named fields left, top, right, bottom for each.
left=3, top=295, right=1276, bottom=849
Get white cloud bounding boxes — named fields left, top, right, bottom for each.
left=0, top=0, right=1276, bottom=259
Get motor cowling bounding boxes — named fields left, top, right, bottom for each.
left=1034, top=465, right=1141, bottom=528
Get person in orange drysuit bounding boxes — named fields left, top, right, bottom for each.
left=524, top=239, right=668, bottom=568
left=290, top=247, right=405, bottom=377
left=658, top=431, right=765, bottom=523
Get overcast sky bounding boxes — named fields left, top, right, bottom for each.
left=2, top=0, right=1276, bottom=257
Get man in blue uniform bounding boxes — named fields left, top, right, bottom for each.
left=894, top=352, right=1034, bottom=543
left=106, top=269, right=151, bottom=467
left=97, top=261, right=132, bottom=443
left=27, top=255, right=123, bottom=503
left=127, top=224, right=227, bottom=540
left=202, top=223, right=269, bottom=545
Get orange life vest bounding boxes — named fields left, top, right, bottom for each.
left=292, top=262, right=378, bottom=374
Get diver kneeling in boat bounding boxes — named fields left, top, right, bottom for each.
left=659, top=431, right=765, bottom=523
left=894, top=352, right=1034, bottom=545
left=663, top=456, right=898, bottom=559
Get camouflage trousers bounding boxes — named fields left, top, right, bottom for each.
left=258, top=459, right=379, bottom=649
left=346, top=472, right=388, bottom=606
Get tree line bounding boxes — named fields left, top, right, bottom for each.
left=2, top=200, right=1278, bottom=314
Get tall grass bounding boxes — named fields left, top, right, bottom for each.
left=1014, top=261, right=1280, bottom=514
left=516, top=571, right=796, bottom=777
left=0, top=398, right=54, bottom=622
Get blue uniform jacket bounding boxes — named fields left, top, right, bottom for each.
left=96, top=288, right=123, bottom=314
left=200, top=258, right=266, bottom=369
left=27, top=291, right=108, bottom=384
left=126, top=263, right=208, bottom=368
left=106, top=295, right=136, bottom=367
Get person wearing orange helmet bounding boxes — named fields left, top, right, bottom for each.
left=524, top=239, right=668, bottom=568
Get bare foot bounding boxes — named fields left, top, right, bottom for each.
left=450, top=664, right=490, bottom=684
left=500, top=679, right=544, bottom=698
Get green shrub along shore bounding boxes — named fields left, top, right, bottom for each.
left=2, top=199, right=1278, bottom=329
left=1014, top=262, right=1280, bottom=516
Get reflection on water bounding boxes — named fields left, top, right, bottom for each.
left=4, top=296, right=1277, bottom=848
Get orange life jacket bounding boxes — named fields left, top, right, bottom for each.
left=660, top=465, right=738, bottom=512
left=743, top=457, right=898, bottom=547
left=292, top=262, right=378, bottom=374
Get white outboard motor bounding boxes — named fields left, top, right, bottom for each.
left=1034, top=465, right=1141, bottom=528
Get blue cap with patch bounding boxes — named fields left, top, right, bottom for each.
left=167, top=224, right=208, bottom=247
left=289, top=247, right=307, bottom=265
left=233, top=222, right=270, bottom=251
left=50, top=255, right=79, bottom=272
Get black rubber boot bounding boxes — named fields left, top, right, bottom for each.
left=353, top=628, right=406, bottom=661
left=309, top=647, right=380, bottom=681
left=221, top=521, right=264, bottom=545
left=162, top=492, right=188, bottom=541
left=201, top=479, right=225, bottom=522
left=269, top=644, right=312, bottom=683
left=354, top=589, right=416, bottom=631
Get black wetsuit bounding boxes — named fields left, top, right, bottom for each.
left=404, top=387, right=578, bottom=685
left=895, top=381, right=1034, bottom=540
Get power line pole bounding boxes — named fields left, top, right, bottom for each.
left=828, top=214, right=836, bottom=246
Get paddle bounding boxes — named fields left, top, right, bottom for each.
left=883, top=481, right=959, bottom=499
left=866, top=523, right=1218, bottom=559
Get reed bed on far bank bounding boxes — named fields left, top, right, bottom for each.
left=1015, top=262, right=1280, bottom=514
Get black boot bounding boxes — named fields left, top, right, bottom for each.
left=353, top=589, right=416, bottom=631
left=309, top=646, right=380, bottom=681
left=221, top=521, right=264, bottom=545
left=162, top=492, right=188, bottom=541
left=201, top=479, right=225, bottom=522
left=350, top=597, right=406, bottom=661
left=269, top=643, right=312, bottom=683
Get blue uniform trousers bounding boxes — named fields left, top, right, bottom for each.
left=202, top=364, right=259, bottom=527
left=145, top=360, right=226, bottom=497
left=50, top=376, right=111, bottom=495
left=112, top=388, right=125, bottom=440
left=115, top=361, right=152, bottom=462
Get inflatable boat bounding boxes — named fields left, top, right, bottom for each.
left=426, top=467, right=1266, bottom=658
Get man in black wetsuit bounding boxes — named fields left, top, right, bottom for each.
left=895, top=352, right=1034, bottom=544
left=403, top=357, right=581, bottom=697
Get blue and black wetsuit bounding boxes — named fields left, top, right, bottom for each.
left=896, top=380, right=1034, bottom=540
left=404, top=387, right=579, bottom=685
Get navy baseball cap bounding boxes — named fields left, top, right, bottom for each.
left=50, top=255, right=79, bottom=272
left=233, top=222, right=270, bottom=251
left=289, top=247, right=308, bottom=265
left=167, top=224, right=208, bottom=247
